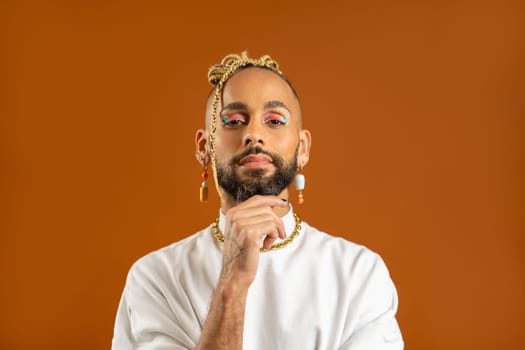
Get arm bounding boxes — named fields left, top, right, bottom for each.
left=195, top=195, right=287, bottom=350
left=339, top=254, right=404, bottom=350
left=195, top=277, right=248, bottom=349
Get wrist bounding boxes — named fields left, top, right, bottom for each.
left=216, top=277, right=250, bottom=302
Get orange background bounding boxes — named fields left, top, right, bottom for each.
left=2, top=0, right=523, bottom=349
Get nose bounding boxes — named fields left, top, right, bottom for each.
left=242, top=120, right=265, bottom=147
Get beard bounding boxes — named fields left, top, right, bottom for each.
left=216, top=145, right=298, bottom=203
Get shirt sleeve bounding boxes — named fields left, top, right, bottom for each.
left=112, top=284, right=135, bottom=350
left=339, top=253, right=404, bottom=350
left=111, top=258, right=199, bottom=350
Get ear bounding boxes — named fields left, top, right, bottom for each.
left=298, top=129, right=312, bottom=169
left=195, top=128, right=209, bottom=166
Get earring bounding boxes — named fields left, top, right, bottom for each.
left=294, top=168, right=305, bottom=204
left=200, top=161, right=209, bottom=203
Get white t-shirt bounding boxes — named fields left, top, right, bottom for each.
left=112, top=209, right=404, bottom=349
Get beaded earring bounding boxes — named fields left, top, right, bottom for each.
left=294, top=168, right=305, bottom=204
left=200, top=162, right=209, bottom=203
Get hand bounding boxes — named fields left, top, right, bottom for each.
left=220, top=195, right=288, bottom=287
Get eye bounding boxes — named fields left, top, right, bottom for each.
left=263, top=113, right=289, bottom=127
left=221, top=114, right=246, bottom=128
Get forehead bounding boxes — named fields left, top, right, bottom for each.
left=221, top=67, right=300, bottom=113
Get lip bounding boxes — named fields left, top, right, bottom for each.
left=239, top=154, right=273, bottom=168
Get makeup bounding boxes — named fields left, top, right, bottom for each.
left=263, top=113, right=290, bottom=125
left=220, top=114, right=244, bottom=125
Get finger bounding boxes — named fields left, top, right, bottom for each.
left=262, top=234, right=277, bottom=250
left=225, top=221, right=283, bottom=254
left=227, top=205, right=285, bottom=229
left=229, top=212, right=285, bottom=241
left=231, top=217, right=283, bottom=240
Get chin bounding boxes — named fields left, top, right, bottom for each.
left=242, top=168, right=273, bottom=179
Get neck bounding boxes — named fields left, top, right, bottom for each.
left=220, top=188, right=291, bottom=217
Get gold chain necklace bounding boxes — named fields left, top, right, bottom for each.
left=211, top=213, right=302, bottom=252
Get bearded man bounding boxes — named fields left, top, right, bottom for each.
left=112, top=52, right=404, bottom=350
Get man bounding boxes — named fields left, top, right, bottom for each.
left=112, top=52, right=404, bottom=349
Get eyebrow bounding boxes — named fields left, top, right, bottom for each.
left=221, top=102, right=248, bottom=112
left=264, top=100, right=291, bottom=113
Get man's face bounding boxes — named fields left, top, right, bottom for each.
left=210, top=67, right=304, bottom=202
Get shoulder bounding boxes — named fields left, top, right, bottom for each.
left=126, top=226, right=217, bottom=283
left=299, top=221, right=394, bottom=282
left=115, top=228, right=216, bottom=348
left=302, top=221, right=383, bottom=261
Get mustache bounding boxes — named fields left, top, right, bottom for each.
left=230, top=147, right=281, bottom=165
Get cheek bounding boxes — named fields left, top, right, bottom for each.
left=270, top=131, right=299, bottom=152
left=212, top=130, right=242, bottom=153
